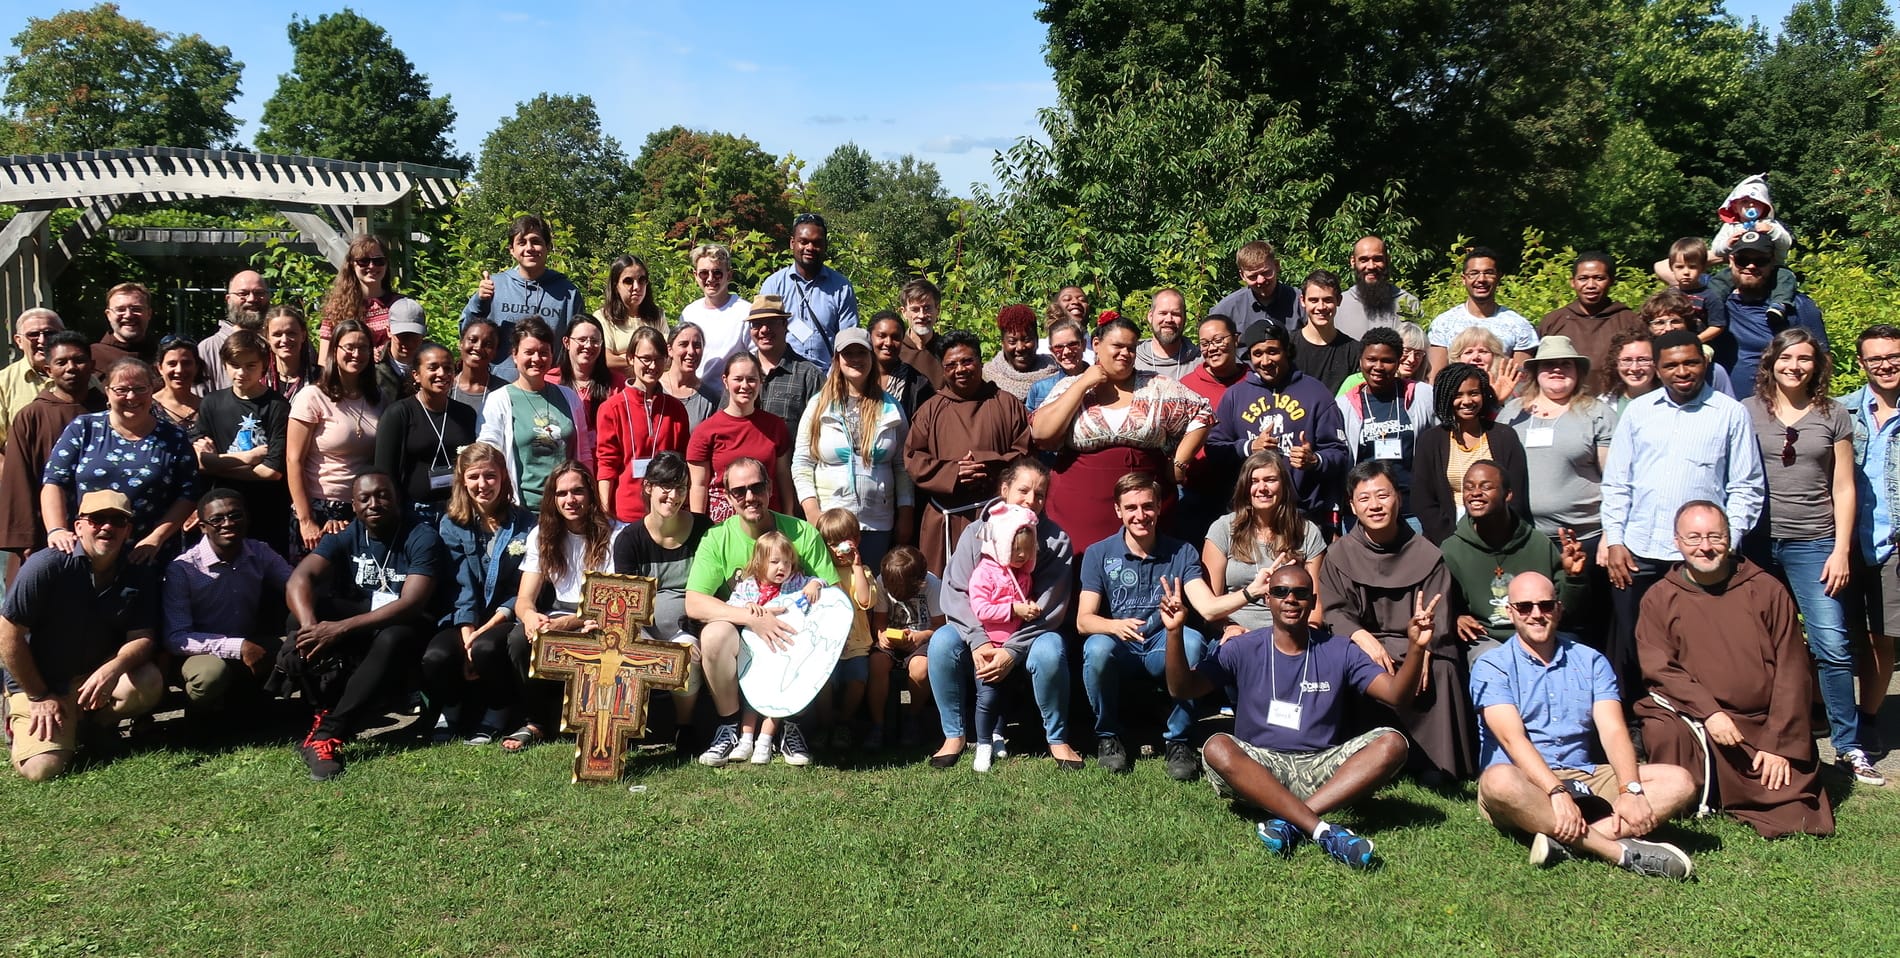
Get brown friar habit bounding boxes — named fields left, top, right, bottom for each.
left=903, top=382, right=1031, bottom=576
left=1634, top=557, right=1835, bottom=838
left=0, top=387, right=106, bottom=551
left=1320, top=523, right=1479, bottom=779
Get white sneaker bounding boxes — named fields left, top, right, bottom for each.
left=727, top=734, right=756, bottom=763
left=973, top=743, right=994, bottom=773
left=749, top=735, right=774, bottom=765
left=780, top=722, right=812, bottom=767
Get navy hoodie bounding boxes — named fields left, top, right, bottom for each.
left=1208, top=368, right=1350, bottom=519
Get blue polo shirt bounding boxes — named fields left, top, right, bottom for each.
left=1470, top=638, right=1619, bottom=772
left=1195, top=627, right=1385, bottom=752
left=1079, top=531, right=1205, bottom=636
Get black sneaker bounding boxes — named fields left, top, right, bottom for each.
left=300, top=736, right=346, bottom=781
left=1165, top=741, right=1200, bottom=781
left=1097, top=735, right=1131, bottom=774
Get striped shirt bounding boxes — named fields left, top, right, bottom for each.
left=1601, top=382, right=1764, bottom=560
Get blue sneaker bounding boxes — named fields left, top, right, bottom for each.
left=1316, top=825, right=1376, bottom=869
left=1255, top=819, right=1300, bottom=857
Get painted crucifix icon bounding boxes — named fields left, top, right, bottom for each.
left=530, top=572, right=689, bottom=783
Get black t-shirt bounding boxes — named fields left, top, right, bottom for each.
left=1292, top=332, right=1362, bottom=394
left=612, top=513, right=712, bottom=639
left=313, top=518, right=448, bottom=614
left=195, top=388, right=291, bottom=477
left=1, top=548, right=158, bottom=694
left=374, top=396, right=478, bottom=507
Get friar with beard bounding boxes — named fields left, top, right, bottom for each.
left=200, top=270, right=271, bottom=392
left=1335, top=237, right=1423, bottom=340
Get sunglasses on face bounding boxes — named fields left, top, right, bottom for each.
left=1509, top=600, right=1558, bottom=615
left=200, top=512, right=248, bottom=527
left=1267, top=585, right=1314, bottom=600
left=355, top=256, right=387, bottom=268
left=80, top=511, right=130, bottom=529
left=729, top=481, right=770, bottom=500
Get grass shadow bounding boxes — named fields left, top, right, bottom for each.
left=1349, top=793, right=1451, bottom=833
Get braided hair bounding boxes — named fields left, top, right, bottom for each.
left=1432, top=362, right=1499, bottom=426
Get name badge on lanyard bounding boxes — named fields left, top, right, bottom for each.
left=1374, top=437, right=1403, bottom=460
left=1524, top=425, right=1555, bottom=448
left=1267, top=699, right=1303, bottom=729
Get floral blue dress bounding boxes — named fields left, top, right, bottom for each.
left=43, top=412, right=201, bottom=543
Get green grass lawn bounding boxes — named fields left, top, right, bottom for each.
left=2, top=723, right=1897, bottom=958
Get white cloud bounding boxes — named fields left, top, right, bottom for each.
left=921, top=135, right=1016, bottom=154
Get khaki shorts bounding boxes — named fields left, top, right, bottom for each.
left=5, top=691, right=89, bottom=763
left=1205, top=727, right=1400, bottom=802
left=1477, top=765, right=1620, bottom=827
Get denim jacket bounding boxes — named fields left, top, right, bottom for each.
left=437, top=506, right=536, bottom=627
left=1844, top=385, right=1900, bottom=564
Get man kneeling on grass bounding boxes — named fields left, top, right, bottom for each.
left=1163, top=565, right=1437, bottom=869
left=0, top=491, right=164, bottom=780
left=1472, top=572, right=1697, bottom=879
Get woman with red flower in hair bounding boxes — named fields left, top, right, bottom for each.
left=984, top=305, right=1061, bottom=401
left=1030, top=314, right=1214, bottom=550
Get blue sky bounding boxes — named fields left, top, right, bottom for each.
left=6, top=0, right=1807, bottom=198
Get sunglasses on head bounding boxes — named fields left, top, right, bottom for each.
left=1509, top=600, right=1558, bottom=615
left=1267, top=585, right=1314, bottom=600
left=792, top=212, right=828, bottom=231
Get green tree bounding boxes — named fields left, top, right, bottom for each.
left=464, top=93, right=634, bottom=267
left=255, top=9, right=464, bottom=168
left=630, top=126, right=793, bottom=242
left=959, top=60, right=1414, bottom=321
left=811, top=143, right=955, bottom=278
left=0, top=3, right=241, bottom=151
left=1731, top=0, right=1893, bottom=240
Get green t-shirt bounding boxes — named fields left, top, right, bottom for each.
left=685, top=513, right=840, bottom=599
left=509, top=384, right=574, bottom=509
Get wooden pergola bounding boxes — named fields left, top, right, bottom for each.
left=0, top=147, right=464, bottom=321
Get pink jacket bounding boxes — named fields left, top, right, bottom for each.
left=969, top=557, right=1031, bottom=647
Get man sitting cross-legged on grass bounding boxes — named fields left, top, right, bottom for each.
left=1163, top=564, right=1438, bottom=869
left=278, top=470, right=445, bottom=781
left=1472, top=572, right=1697, bottom=879
left=0, top=490, right=164, bottom=780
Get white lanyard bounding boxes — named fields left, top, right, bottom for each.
left=622, top=386, right=656, bottom=461
left=420, top=401, right=450, bottom=468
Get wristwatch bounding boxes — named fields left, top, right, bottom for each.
left=1624, top=781, right=1645, bottom=795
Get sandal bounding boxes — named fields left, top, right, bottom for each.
left=463, top=726, right=501, bottom=746
left=501, top=724, right=544, bottom=753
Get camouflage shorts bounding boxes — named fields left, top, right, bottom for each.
left=1205, top=727, right=1401, bottom=802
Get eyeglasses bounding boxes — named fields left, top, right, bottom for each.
left=79, top=511, right=129, bottom=529
left=792, top=212, right=828, bottom=231
left=729, top=480, right=770, bottom=500
left=1462, top=270, right=1500, bottom=279
left=695, top=269, right=727, bottom=280
left=107, top=384, right=152, bottom=398
left=1199, top=336, right=1233, bottom=351
left=200, top=512, right=247, bottom=527
left=1266, top=585, right=1314, bottom=600
left=1616, top=358, right=1654, bottom=369
left=1050, top=341, right=1085, bottom=353
left=1781, top=426, right=1798, bottom=467
left=1508, top=600, right=1558, bottom=615
left=18, top=330, right=52, bottom=340
left=1861, top=353, right=1900, bottom=371
left=354, top=256, right=387, bottom=268
left=1675, top=532, right=1728, bottom=546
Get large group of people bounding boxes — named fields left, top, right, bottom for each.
left=0, top=197, right=1881, bottom=879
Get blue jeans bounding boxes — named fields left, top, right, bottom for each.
left=1082, top=628, right=1206, bottom=743
left=927, top=626, right=1070, bottom=746
left=1749, top=535, right=1862, bottom=752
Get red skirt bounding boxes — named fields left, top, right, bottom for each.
left=1047, top=445, right=1174, bottom=550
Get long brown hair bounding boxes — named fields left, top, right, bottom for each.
left=805, top=350, right=887, bottom=462
left=319, top=318, right=382, bottom=405
left=537, top=460, right=611, bottom=588
left=446, top=441, right=516, bottom=528
left=1226, top=448, right=1307, bottom=566
left=321, top=235, right=394, bottom=333
left=1754, top=327, right=1835, bottom=414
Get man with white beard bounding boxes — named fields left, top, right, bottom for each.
left=1134, top=288, right=1201, bottom=381
left=1334, top=237, right=1422, bottom=340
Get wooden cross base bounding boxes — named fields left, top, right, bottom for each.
left=530, top=572, right=688, bottom=783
